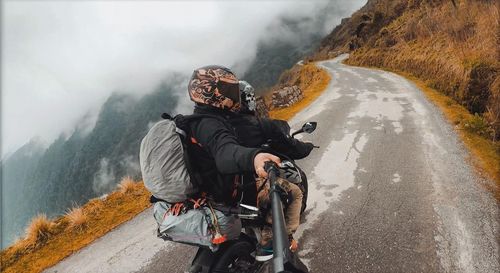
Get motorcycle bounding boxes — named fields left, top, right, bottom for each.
left=188, top=122, right=318, bottom=273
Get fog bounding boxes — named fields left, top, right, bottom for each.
left=1, top=0, right=365, bottom=156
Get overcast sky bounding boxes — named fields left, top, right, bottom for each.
left=1, top=0, right=365, bottom=157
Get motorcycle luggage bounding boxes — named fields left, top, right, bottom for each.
left=153, top=201, right=241, bottom=251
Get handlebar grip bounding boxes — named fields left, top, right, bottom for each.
left=264, top=161, right=278, bottom=173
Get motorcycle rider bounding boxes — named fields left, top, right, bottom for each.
left=152, top=65, right=280, bottom=251
left=185, top=65, right=281, bottom=197
left=229, top=80, right=314, bottom=261
left=188, top=65, right=281, bottom=236
left=234, top=80, right=314, bottom=159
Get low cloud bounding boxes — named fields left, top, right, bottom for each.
left=2, top=0, right=366, bottom=156
left=121, top=155, right=141, bottom=178
left=92, top=158, right=115, bottom=195
left=92, top=155, right=142, bottom=195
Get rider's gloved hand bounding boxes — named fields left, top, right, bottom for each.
left=254, top=153, right=281, bottom=178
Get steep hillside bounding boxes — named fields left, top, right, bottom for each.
left=311, top=0, right=500, bottom=194
left=1, top=80, right=181, bottom=248
left=312, top=0, right=499, bottom=137
left=243, top=18, right=324, bottom=94
left=242, top=0, right=366, bottom=94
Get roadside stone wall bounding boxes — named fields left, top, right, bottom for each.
left=255, top=96, right=269, bottom=118
left=272, top=85, right=304, bottom=108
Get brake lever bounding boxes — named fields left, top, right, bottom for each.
left=238, top=204, right=260, bottom=219
left=240, top=203, right=259, bottom=211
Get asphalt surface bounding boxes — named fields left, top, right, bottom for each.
left=45, top=55, right=499, bottom=273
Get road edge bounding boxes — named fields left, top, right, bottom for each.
left=344, top=61, right=499, bottom=201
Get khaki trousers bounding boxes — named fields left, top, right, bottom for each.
left=257, top=177, right=303, bottom=244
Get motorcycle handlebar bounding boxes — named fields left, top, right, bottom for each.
left=264, top=161, right=280, bottom=179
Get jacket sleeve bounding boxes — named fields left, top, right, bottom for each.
left=261, top=118, right=314, bottom=160
left=193, top=118, right=261, bottom=174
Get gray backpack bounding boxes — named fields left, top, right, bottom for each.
left=139, top=114, right=198, bottom=203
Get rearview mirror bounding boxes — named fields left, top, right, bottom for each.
left=302, top=122, right=317, bottom=134
left=291, top=121, right=317, bottom=137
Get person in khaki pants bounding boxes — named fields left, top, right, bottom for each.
left=255, top=176, right=303, bottom=261
left=228, top=80, right=313, bottom=261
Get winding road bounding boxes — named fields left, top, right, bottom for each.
left=45, top=55, right=499, bottom=273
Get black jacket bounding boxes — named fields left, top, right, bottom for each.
left=229, top=114, right=314, bottom=160
left=182, top=105, right=261, bottom=205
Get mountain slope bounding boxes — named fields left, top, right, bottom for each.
left=243, top=18, right=324, bottom=94
left=2, top=139, right=46, bottom=247
left=310, top=0, right=500, bottom=198
left=1, top=81, right=180, bottom=248
left=312, top=0, right=499, bottom=136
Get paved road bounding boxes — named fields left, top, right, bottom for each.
left=45, top=55, right=499, bottom=273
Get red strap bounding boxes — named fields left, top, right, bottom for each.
left=231, top=175, right=240, bottom=199
left=169, top=203, right=184, bottom=216
left=191, top=137, right=202, bottom=147
left=189, top=198, right=206, bottom=209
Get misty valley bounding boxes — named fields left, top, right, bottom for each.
left=1, top=16, right=324, bottom=248
left=2, top=82, right=180, bottom=248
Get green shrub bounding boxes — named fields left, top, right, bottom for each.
left=463, top=113, right=495, bottom=138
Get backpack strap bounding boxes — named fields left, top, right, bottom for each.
left=161, top=112, right=229, bottom=131
left=174, top=114, right=229, bottom=130
left=174, top=113, right=233, bottom=145
left=161, top=113, right=173, bottom=120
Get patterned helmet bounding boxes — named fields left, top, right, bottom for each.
left=188, top=65, right=241, bottom=111
left=239, top=80, right=256, bottom=112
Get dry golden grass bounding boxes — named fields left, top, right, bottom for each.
left=0, top=214, right=58, bottom=270
left=0, top=180, right=150, bottom=273
left=65, top=207, right=88, bottom=232
left=118, top=176, right=137, bottom=194
left=85, top=197, right=105, bottom=215
left=23, top=214, right=55, bottom=248
left=269, top=64, right=332, bottom=120
left=345, top=0, right=499, bottom=136
left=0, top=64, right=332, bottom=273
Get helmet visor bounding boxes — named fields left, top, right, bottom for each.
left=217, top=80, right=241, bottom=104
